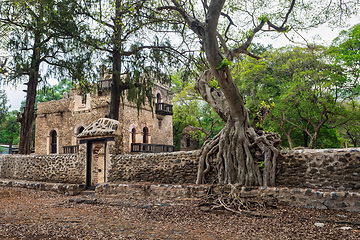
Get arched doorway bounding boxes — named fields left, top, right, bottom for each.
left=131, top=128, right=136, bottom=143
left=156, top=93, right=162, bottom=103
left=143, top=127, right=149, bottom=144
left=50, top=130, right=57, bottom=154
left=78, top=126, right=85, bottom=134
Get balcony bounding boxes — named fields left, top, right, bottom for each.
left=98, top=79, right=112, bottom=96
left=155, top=103, right=173, bottom=116
left=63, top=145, right=79, bottom=154
left=131, top=143, right=175, bottom=153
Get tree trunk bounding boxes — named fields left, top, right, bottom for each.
left=9, top=139, right=13, bottom=154
left=303, top=130, right=308, bottom=147
left=18, top=32, right=41, bottom=154
left=195, top=69, right=281, bottom=186
left=109, top=0, right=122, bottom=121
left=194, top=0, right=281, bottom=186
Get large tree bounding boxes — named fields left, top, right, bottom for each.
left=235, top=47, right=349, bottom=149
left=0, top=0, right=93, bottom=154
left=159, top=0, right=360, bottom=186
left=71, top=0, right=179, bottom=121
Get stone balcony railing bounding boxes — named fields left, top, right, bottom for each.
left=131, top=143, right=175, bottom=153
left=155, top=103, right=173, bottom=115
left=63, top=145, right=79, bottom=154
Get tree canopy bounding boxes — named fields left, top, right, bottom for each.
left=0, top=0, right=93, bottom=154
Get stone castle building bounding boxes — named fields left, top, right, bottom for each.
left=35, top=74, right=174, bottom=155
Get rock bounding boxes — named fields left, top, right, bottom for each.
left=314, top=222, right=325, bottom=227
left=340, top=226, right=352, bottom=230
left=199, top=206, right=210, bottom=212
left=75, top=198, right=84, bottom=203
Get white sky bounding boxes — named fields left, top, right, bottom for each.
left=1, top=16, right=359, bottom=111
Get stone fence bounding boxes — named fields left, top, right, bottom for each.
left=109, top=150, right=200, bottom=184
left=95, top=182, right=360, bottom=212
left=277, top=148, right=360, bottom=190
left=0, top=154, right=84, bottom=184
left=0, top=148, right=359, bottom=191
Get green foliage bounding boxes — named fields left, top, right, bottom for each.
left=171, top=71, right=224, bottom=149
left=331, top=24, right=360, bottom=97
left=0, top=111, right=20, bottom=145
left=258, top=15, right=269, bottom=22
left=37, top=79, right=74, bottom=103
left=216, top=58, right=233, bottom=70
left=234, top=46, right=355, bottom=149
left=0, top=92, right=19, bottom=146
left=0, top=90, right=8, bottom=123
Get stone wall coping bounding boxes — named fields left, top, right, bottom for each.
left=0, top=154, right=78, bottom=158
left=116, top=150, right=201, bottom=158
left=0, top=179, right=85, bottom=196
left=281, top=148, right=360, bottom=155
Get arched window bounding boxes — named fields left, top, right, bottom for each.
left=143, top=127, right=149, bottom=143
left=186, top=138, right=191, bottom=148
left=131, top=128, right=136, bottom=143
left=156, top=93, right=162, bottom=103
left=78, top=126, right=85, bottom=134
left=50, top=130, right=57, bottom=154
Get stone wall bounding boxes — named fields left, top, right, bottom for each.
left=277, top=148, right=360, bottom=190
left=95, top=183, right=360, bottom=212
left=1, top=148, right=359, bottom=191
left=0, top=154, right=85, bottom=184
left=108, top=150, right=200, bottom=184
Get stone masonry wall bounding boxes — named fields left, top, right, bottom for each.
left=108, top=150, right=200, bottom=184
left=0, top=154, right=85, bottom=184
left=96, top=183, right=360, bottom=212
left=277, top=148, right=360, bottom=190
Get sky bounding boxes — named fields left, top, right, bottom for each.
left=1, top=16, right=359, bottom=111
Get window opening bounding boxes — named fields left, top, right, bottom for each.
left=51, top=130, right=57, bottom=154
left=82, top=95, right=87, bottom=105
left=131, top=128, right=136, bottom=143
left=156, top=93, right=162, bottom=103
left=143, top=127, right=149, bottom=144
left=186, top=138, right=191, bottom=148
left=78, top=126, right=85, bottom=134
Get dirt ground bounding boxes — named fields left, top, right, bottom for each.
left=0, top=186, right=359, bottom=240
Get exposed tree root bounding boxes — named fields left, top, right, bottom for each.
left=196, top=120, right=281, bottom=186
left=198, top=184, right=278, bottom=214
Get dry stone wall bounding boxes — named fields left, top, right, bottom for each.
left=277, top=148, right=360, bottom=190
left=108, top=150, right=200, bottom=184
left=95, top=183, right=360, bottom=212
left=0, top=154, right=85, bottom=184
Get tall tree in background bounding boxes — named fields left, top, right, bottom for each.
left=72, top=0, right=179, bottom=121
left=0, top=90, right=8, bottom=123
left=330, top=24, right=360, bottom=147
left=0, top=0, right=93, bottom=154
left=159, top=0, right=360, bottom=186
left=0, top=111, right=20, bottom=154
left=235, top=47, right=351, bottom=149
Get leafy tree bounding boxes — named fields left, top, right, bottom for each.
left=68, top=0, right=179, bottom=122
left=36, top=79, right=74, bottom=104
left=158, top=0, right=360, bottom=186
left=236, top=46, right=354, bottom=149
left=0, top=90, right=8, bottom=124
left=329, top=24, right=360, bottom=146
left=172, top=77, right=224, bottom=148
left=0, top=111, right=20, bottom=154
left=0, top=0, right=93, bottom=154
